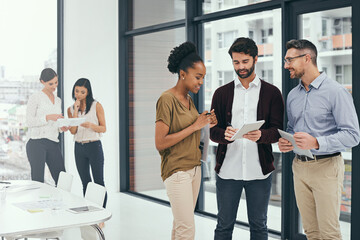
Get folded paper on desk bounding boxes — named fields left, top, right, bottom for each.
left=278, top=129, right=313, bottom=158
left=67, top=205, right=102, bottom=214
left=14, top=199, right=65, bottom=212
left=230, top=120, right=265, bottom=141
left=57, top=118, right=85, bottom=127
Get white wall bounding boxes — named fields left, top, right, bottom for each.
left=63, top=0, right=119, bottom=194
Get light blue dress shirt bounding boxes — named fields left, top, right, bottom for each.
left=286, top=72, right=360, bottom=155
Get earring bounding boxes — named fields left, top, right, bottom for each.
left=183, top=77, right=185, bottom=80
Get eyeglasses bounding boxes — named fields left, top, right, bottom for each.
left=283, top=54, right=307, bottom=65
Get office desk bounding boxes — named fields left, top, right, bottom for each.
left=0, top=180, right=111, bottom=240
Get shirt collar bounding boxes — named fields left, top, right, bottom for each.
left=298, top=72, right=327, bottom=91
left=234, top=74, right=260, bottom=89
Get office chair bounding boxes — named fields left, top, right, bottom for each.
left=9, top=171, right=74, bottom=240
left=56, top=171, right=74, bottom=192
left=80, top=182, right=106, bottom=240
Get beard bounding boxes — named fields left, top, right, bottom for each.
left=235, top=63, right=255, bottom=79
left=290, top=68, right=305, bottom=79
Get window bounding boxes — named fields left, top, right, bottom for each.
left=203, top=9, right=282, bottom=232
left=261, top=28, right=273, bottom=43
left=203, top=0, right=270, bottom=14
left=303, top=18, right=310, bottom=38
left=128, top=28, right=186, bottom=199
left=249, top=30, right=254, bottom=40
left=218, top=0, right=240, bottom=10
left=0, top=0, right=57, bottom=182
left=300, top=7, right=352, bottom=238
left=334, top=17, right=352, bottom=35
left=218, top=71, right=224, bottom=86
left=335, top=65, right=352, bottom=86
left=322, top=18, right=328, bottom=36
left=218, top=30, right=238, bottom=48
left=261, top=69, right=273, bottom=84
left=131, top=0, right=185, bottom=29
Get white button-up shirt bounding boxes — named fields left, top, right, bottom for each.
left=26, top=91, right=62, bottom=142
left=218, top=75, right=270, bottom=180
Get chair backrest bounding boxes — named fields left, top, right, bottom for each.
left=57, top=171, right=73, bottom=192
left=85, top=182, right=106, bottom=206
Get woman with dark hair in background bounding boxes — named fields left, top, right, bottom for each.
left=26, top=68, right=70, bottom=184
left=67, top=78, right=107, bottom=209
left=155, top=42, right=217, bottom=240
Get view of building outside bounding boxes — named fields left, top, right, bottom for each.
left=130, top=28, right=186, bottom=200
left=202, top=8, right=282, bottom=231
left=128, top=1, right=353, bottom=237
left=203, top=0, right=271, bottom=14
left=0, top=0, right=57, bottom=183
left=299, top=7, right=352, bottom=239
left=131, top=0, right=185, bottom=29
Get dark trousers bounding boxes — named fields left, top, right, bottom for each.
left=214, top=174, right=272, bottom=240
left=26, top=138, right=65, bottom=185
left=75, top=140, right=107, bottom=207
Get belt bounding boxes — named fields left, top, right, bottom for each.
left=296, top=152, right=341, bottom=162
left=76, top=140, right=98, bottom=145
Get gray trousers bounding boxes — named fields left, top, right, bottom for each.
left=26, top=138, right=65, bottom=184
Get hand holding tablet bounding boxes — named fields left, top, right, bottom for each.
left=278, top=129, right=313, bottom=158
left=230, top=120, right=265, bottom=141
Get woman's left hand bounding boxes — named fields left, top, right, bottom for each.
left=208, top=109, right=218, bottom=128
left=81, top=122, right=94, bottom=129
left=60, top=126, right=71, bottom=132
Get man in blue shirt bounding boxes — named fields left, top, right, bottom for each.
left=279, top=39, right=360, bottom=240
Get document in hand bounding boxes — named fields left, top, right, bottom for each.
left=230, top=120, right=265, bottom=141
left=57, top=118, right=86, bottom=127
left=278, top=129, right=313, bottom=158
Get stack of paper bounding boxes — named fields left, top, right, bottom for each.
left=57, top=118, right=85, bottom=127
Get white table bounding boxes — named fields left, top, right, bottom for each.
left=0, top=180, right=112, bottom=240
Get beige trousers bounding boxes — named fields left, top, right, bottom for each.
left=292, top=155, right=344, bottom=240
left=164, top=165, right=202, bottom=240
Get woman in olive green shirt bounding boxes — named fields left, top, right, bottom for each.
left=155, top=42, right=217, bottom=240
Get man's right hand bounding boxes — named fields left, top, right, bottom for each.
left=278, top=137, right=294, bottom=152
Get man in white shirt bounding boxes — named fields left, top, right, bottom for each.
left=210, top=37, right=284, bottom=240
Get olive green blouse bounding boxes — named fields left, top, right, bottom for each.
left=156, top=91, right=201, bottom=181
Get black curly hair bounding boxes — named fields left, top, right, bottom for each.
left=167, top=41, right=203, bottom=75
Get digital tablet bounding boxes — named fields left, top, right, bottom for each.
left=67, top=205, right=102, bottom=214
left=278, top=129, right=313, bottom=158
left=230, top=120, right=265, bottom=141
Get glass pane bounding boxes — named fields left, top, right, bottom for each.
left=299, top=7, right=352, bottom=239
left=0, top=0, right=57, bottom=182
left=129, top=28, right=186, bottom=200
left=202, top=8, right=282, bottom=232
left=203, top=0, right=271, bottom=14
left=130, top=0, right=185, bottom=29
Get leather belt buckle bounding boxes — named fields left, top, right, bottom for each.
left=296, top=154, right=315, bottom=162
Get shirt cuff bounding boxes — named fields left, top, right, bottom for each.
left=316, top=136, right=327, bottom=152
